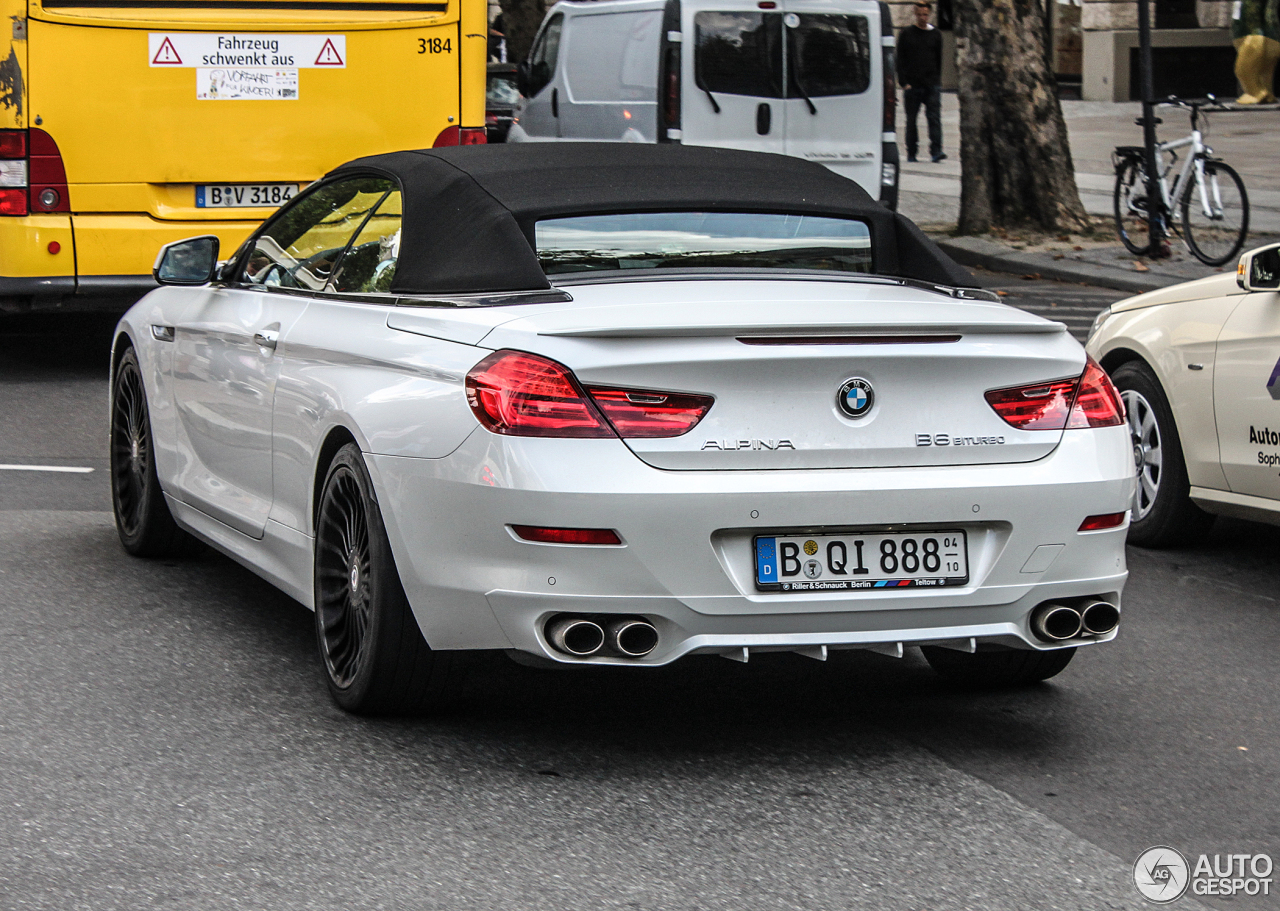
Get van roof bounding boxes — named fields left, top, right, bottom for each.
left=329, top=142, right=968, bottom=296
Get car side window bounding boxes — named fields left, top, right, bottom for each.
left=241, top=177, right=395, bottom=290
left=526, top=14, right=564, bottom=97
left=329, top=190, right=402, bottom=294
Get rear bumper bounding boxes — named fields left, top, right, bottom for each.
left=0, top=213, right=257, bottom=311
left=367, top=424, right=1134, bottom=664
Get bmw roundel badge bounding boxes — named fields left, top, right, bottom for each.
left=837, top=378, right=874, bottom=418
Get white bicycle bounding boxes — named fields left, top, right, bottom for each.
left=1113, top=97, right=1249, bottom=267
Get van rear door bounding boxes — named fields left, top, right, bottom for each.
left=682, top=2, right=785, bottom=155
left=780, top=1, right=882, bottom=197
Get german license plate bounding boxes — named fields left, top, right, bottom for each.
left=196, top=183, right=298, bottom=208
left=754, top=530, right=968, bottom=592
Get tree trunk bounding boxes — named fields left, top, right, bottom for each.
left=498, top=0, right=549, bottom=65
left=953, top=0, right=1089, bottom=234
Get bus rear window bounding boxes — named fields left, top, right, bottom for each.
left=535, top=212, right=872, bottom=275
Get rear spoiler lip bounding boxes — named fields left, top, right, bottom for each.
left=537, top=321, right=1067, bottom=339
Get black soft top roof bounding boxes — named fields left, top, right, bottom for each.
left=326, top=143, right=971, bottom=296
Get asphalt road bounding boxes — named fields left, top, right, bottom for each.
left=1, top=305, right=1276, bottom=911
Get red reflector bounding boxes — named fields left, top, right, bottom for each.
left=0, top=188, right=27, bottom=216
left=986, top=356, right=1125, bottom=431
left=0, top=130, right=25, bottom=159
left=1079, top=512, right=1126, bottom=531
left=1066, top=357, right=1126, bottom=429
left=466, top=350, right=614, bottom=438
left=512, top=525, right=622, bottom=545
left=586, top=387, right=714, bottom=438
left=758, top=1, right=777, bottom=7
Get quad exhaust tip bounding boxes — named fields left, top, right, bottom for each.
left=545, top=615, right=658, bottom=659
left=1030, top=600, right=1120, bottom=642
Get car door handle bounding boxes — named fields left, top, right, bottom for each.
left=253, top=328, right=279, bottom=350
left=756, top=102, right=771, bottom=135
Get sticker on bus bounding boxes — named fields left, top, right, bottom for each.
left=149, top=34, right=346, bottom=68
left=197, top=68, right=299, bottom=100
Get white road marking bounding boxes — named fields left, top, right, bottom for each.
left=0, top=464, right=94, bottom=473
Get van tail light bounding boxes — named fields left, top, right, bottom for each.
left=30, top=129, right=70, bottom=213
left=661, top=45, right=681, bottom=134
left=466, top=350, right=614, bottom=438
left=881, top=48, right=896, bottom=133
left=432, top=125, right=488, bottom=147
left=0, top=128, right=71, bottom=216
left=585, top=387, right=714, bottom=438
left=986, top=357, right=1125, bottom=431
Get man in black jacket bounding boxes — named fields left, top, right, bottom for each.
left=897, top=1, right=945, bottom=163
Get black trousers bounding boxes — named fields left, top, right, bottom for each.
left=903, top=85, right=943, bottom=159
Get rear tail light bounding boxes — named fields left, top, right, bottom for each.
left=512, top=525, right=622, bottom=545
left=1079, top=512, right=1126, bottom=531
left=881, top=44, right=896, bottom=133
left=986, top=356, right=1125, bottom=431
left=466, top=350, right=715, bottom=439
left=585, top=387, right=713, bottom=438
left=466, top=350, right=614, bottom=438
left=432, top=125, right=488, bottom=147
left=1066, top=357, right=1125, bottom=429
left=661, top=45, right=681, bottom=135
left=0, top=128, right=70, bottom=216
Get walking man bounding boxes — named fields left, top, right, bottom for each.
left=897, top=1, right=945, bottom=163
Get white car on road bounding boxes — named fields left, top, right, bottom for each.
left=1088, top=241, right=1280, bottom=547
left=111, top=143, right=1132, bottom=714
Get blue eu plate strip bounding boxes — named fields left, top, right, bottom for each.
left=755, top=537, right=778, bottom=584
left=195, top=186, right=206, bottom=207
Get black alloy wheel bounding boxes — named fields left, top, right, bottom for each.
left=314, top=443, right=453, bottom=714
left=1109, top=360, right=1215, bottom=548
left=921, top=644, right=1075, bottom=687
left=110, top=347, right=198, bottom=557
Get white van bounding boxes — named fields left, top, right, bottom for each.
left=509, top=0, right=898, bottom=208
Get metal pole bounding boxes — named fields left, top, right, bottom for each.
left=1137, top=0, right=1167, bottom=257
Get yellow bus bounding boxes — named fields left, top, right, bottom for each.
left=0, top=0, right=486, bottom=312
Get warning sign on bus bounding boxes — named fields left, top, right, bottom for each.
left=149, top=33, right=346, bottom=68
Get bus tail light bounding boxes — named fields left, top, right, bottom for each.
left=0, top=128, right=71, bottom=216
left=432, top=125, right=487, bottom=147
left=30, top=129, right=71, bottom=213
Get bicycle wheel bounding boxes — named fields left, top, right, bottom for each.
left=1180, top=159, right=1248, bottom=267
left=1114, top=158, right=1153, bottom=256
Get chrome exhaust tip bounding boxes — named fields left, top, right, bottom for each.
left=546, top=617, right=606, bottom=657
left=1080, top=601, right=1120, bottom=636
left=1031, top=604, right=1084, bottom=642
left=606, top=618, right=659, bottom=658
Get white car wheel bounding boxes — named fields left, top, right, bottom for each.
left=1123, top=387, right=1162, bottom=522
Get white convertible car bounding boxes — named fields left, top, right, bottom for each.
left=111, top=144, right=1133, bottom=713
left=1087, top=241, right=1280, bottom=548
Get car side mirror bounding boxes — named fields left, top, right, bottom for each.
left=1237, top=243, right=1280, bottom=292
left=154, top=235, right=220, bottom=285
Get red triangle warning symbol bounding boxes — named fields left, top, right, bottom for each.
left=314, top=38, right=343, bottom=66
left=152, top=36, right=183, bottom=65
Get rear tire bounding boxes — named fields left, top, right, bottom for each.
left=921, top=645, right=1074, bottom=687
left=1109, top=360, right=1215, bottom=548
left=314, top=443, right=454, bottom=715
left=110, top=347, right=201, bottom=558
left=1114, top=158, right=1153, bottom=256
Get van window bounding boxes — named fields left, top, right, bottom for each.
left=694, top=12, right=784, bottom=98
left=535, top=212, right=872, bottom=274
left=242, top=178, right=394, bottom=290
left=526, top=14, right=565, bottom=97
left=788, top=15, right=871, bottom=97
left=565, top=11, right=662, bottom=101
